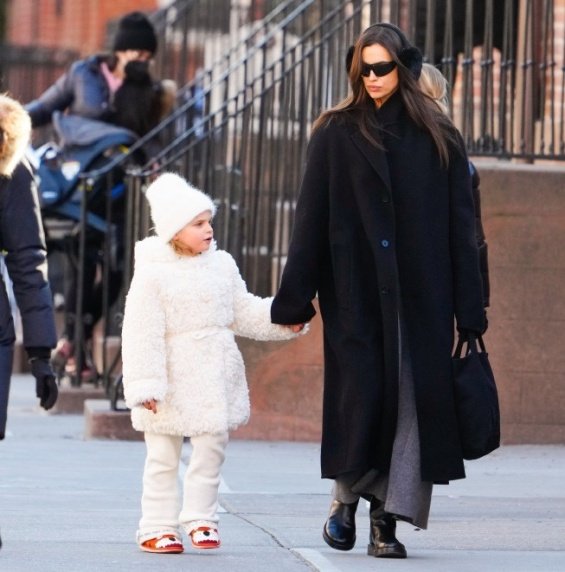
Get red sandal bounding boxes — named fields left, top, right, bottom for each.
left=140, top=533, right=184, bottom=554
left=190, top=526, right=221, bottom=549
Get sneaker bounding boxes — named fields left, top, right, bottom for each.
left=190, top=526, right=221, bottom=549
left=139, top=534, right=184, bottom=554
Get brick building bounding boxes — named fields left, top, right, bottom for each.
left=6, top=0, right=160, bottom=56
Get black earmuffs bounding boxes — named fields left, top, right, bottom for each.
left=346, top=22, right=423, bottom=80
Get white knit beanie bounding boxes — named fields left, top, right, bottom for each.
left=144, top=173, right=216, bottom=242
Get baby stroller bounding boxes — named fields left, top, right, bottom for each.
left=31, top=112, right=138, bottom=386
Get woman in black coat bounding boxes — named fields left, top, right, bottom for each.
left=271, top=23, right=486, bottom=559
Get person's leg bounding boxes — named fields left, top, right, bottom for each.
left=53, top=237, right=98, bottom=377
left=82, top=226, right=123, bottom=382
left=87, top=267, right=123, bottom=334
left=179, top=432, right=229, bottom=547
left=0, top=343, right=14, bottom=441
left=137, top=432, right=184, bottom=545
left=368, top=497, right=407, bottom=558
left=333, top=475, right=362, bottom=504
left=323, top=472, right=362, bottom=551
left=64, top=237, right=99, bottom=336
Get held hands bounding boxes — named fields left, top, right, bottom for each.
left=29, top=358, right=58, bottom=410
left=142, top=399, right=158, bottom=414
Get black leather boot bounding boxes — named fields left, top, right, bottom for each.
left=322, top=499, right=359, bottom=551
left=367, top=498, right=407, bottom=558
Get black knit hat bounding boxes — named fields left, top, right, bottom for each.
left=113, top=11, right=157, bottom=54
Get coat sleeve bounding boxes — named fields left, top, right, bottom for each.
left=271, top=125, right=330, bottom=325
left=227, top=255, right=304, bottom=341
left=470, top=162, right=490, bottom=308
left=25, top=63, right=78, bottom=127
left=448, top=137, right=487, bottom=333
left=121, top=269, right=168, bottom=408
left=2, top=161, right=57, bottom=349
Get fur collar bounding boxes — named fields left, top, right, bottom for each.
left=0, top=94, right=32, bottom=177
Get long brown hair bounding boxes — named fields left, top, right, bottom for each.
left=313, top=23, right=457, bottom=166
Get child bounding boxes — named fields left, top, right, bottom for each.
left=121, top=172, right=305, bottom=554
left=418, top=63, right=490, bottom=309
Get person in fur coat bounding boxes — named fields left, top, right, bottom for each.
left=121, top=172, right=305, bottom=554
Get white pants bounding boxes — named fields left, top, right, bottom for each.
left=137, top=431, right=229, bottom=542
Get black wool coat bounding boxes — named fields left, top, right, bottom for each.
left=271, top=93, right=485, bottom=483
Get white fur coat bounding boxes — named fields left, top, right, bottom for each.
left=121, top=237, right=299, bottom=436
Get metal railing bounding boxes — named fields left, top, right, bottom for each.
left=128, top=1, right=378, bottom=294
left=411, top=0, right=563, bottom=160
left=71, top=0, right=355, bottom=393
left=0, top=44, right=78, bottom=101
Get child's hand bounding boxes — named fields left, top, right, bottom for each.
left=287, top=324, right=306, bottom=333
left=142, top=399, right=158, bottom=414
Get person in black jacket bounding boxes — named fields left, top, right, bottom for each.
left=25, top=11, right=158, bottom=129
left=24, top=12, right=166, bottom=382
left=0, top=95, right=59, bottom=552
left=0, top=94, right=58, bottom=440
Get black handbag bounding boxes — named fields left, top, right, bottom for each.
left=452, top=333, right=500, bottom=460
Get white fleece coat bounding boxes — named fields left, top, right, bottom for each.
left=122, top=237, right=299, bottom=436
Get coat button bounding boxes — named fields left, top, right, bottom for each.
left=381, top=239, right=390, bottom=247
left=381, top=194, right=390, bottom=203
left=380, top=287, right=390, bottom=295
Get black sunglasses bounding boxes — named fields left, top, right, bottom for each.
left=360, top=61, right=397, bottom=77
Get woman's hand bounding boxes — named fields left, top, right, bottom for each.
left=142, top=399, right=158, bottom=414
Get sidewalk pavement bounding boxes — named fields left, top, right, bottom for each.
left=1, top=374, right=565, bottom=572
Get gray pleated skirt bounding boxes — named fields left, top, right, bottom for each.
left=333, top=319, right=433, bottom=529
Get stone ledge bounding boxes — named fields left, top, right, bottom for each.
left=501, top=423, right=565, bottom=445
left=84, top=399, right=143, bottom=441
left=51, top=385, right=106, bottom=414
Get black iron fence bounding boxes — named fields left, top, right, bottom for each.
left=0, top=44, right=78, bottom=100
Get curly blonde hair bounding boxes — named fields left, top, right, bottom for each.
left=170, top=238, right=197, bottom=256
left=0, top=93, right=32, bottom=177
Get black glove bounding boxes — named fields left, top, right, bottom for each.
left=29, top=358, right=58, bottom=410
left=457, top=311, right=489, bottom=340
